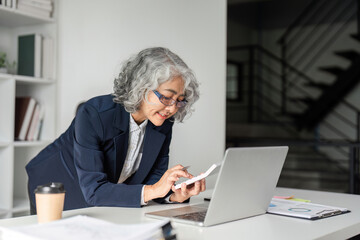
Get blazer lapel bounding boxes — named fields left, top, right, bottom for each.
left=113, top=104, right=129, bottom=182
left=127, top=123, right=165, bottom=184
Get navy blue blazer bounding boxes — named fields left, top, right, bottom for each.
left=26, top=94, right=173, bottom=210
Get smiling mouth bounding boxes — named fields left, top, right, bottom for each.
left=157, top=112, right=168, bottom=119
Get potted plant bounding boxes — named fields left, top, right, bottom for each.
left=0, top=52, right=16, bottom=74
left=0, top=52, right=7, bottom=74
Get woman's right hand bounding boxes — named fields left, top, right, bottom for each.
left=144, top=165, right=191, bottom=202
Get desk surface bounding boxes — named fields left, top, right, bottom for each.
left=0, top=187, right=360, bottom=240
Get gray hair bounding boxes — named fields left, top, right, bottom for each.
left=113, top=47, right=200, bottom=122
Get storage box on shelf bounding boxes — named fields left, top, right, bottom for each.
left=0, top=0, right=56, bottom=218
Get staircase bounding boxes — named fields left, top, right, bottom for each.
left=276, top=0, right=360, bottom=128
left=295, top=45, right=360, bottom=130
left=226, top=0, right=360, bottom=193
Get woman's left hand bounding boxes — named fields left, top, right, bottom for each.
left=169, top=175, right=206, bottom=203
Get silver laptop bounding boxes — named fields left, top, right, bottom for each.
left=145, top=146, right=288, bottom=227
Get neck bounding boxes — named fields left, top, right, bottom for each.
left=131, top=112, right=146, bottom=125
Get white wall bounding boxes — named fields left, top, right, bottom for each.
left=57, top=0, right=227, bottom=187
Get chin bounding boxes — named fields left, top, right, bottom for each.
left=149, top=118, right=165, bottom=126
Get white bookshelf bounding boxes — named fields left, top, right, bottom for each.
left=0, top=73, right=55, bottom=84
left=0, top=1, right=57, bottom=219
left=12, top=197, right=30, bottom=213
left=0, top=5, right=54, bottom=27
left=0, top=208, right=10, bottom=219
left=14, top=140, right=52, bottom=147
left=0, top=142, right=11, bottom=147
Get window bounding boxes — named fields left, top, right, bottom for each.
left=226, top=62, right=243, bottom=101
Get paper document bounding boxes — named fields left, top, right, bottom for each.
left=267, top=198, right=349, bottom=220
left=174, top=162, right=222, bottom=190
left=0, top=215, right=170, bottom=240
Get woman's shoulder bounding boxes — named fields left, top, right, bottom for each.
left=85, top=94, right=120, bottom=113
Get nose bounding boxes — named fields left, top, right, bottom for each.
left=165, top=103, right=178, bottom=114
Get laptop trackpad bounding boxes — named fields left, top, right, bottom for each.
left=147, top=203, right=209, bottom=217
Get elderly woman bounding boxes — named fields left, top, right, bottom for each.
left=26, top=47, right=204, bottom=213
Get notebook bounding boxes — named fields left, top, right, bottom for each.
left=145, top=146, right=288, bottom=226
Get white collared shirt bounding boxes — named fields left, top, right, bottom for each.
left=118, top=115, right=148, bottom=204
left=117, top=115, right=174, bottom=205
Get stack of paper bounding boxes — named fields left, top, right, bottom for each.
left=0, top=215, right=170, bottom=240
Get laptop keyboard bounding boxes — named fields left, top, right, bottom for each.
left=173, top=211, right=207, bottom=222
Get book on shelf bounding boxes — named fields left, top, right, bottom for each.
left=18, top=34, right=42, bottom=77
left=17, top=0, right=53, bottom=18
left=26, top=103, right=40, bottom=141
left=42, top=37, right=54, bottom=79
left=15, top=97, right=45, bottom=141
left=5, top=0, right=12, bottom=7
left=15, top=97, right=36, bottom=141
left=33, top=105, right=45, bottom=140
left=0, top=0, right=16, bottom=8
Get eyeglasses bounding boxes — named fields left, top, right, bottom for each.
left=153, top=90, right=187, bottom=108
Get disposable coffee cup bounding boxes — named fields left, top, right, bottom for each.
left=34, top=182, right=65, bottom=223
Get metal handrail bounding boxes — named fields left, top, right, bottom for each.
left=278, top=0, right=325, bottom=44
left=229, top=45, right=316, bottom=84
left=291, top=3, right=356, bottom=69
left=279, top=0, right=354, bottom=48
left=233, top=46, right=360, bottom=140
left=277, top=0, right=357, bottom=109
left=287, top=0, right=344, bottom=60
left=228, top=1, right=360, bottom=194
left=343, top=100, right=360, bottom=112
left=228, top=45, right=360, bottom=191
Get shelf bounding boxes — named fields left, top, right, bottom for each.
left=0, top=73, right=12, bottom=80
left=0, top=208, right=10, bottom=216
left=0, top=73, right=54, bottom=84
left=16, top=76, right=55, bottom=85
left=0, top=5, right=54, bottom=27
left=0, top=141, right=11, bottom=147
left=14, top=140, right=51, bottom=147
left=0, top=0, right=57, bottom=221
left=12, top=198, right=30, bottom=213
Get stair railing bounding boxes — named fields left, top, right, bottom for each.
left=278, top=0, right=357, bottom=113
left=227, top=44, right=360, bottom=193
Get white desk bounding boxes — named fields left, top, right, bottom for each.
left=0, top=188, right=359, bottom=240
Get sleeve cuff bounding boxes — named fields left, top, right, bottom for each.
left=164, top=194, right=184, bottom=204
left=164, top=194, right=172, bottom=203
left=141, top=185, right=147, bottom=206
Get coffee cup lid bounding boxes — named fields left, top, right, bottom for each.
left=34, top=182, right=66, bottom=194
